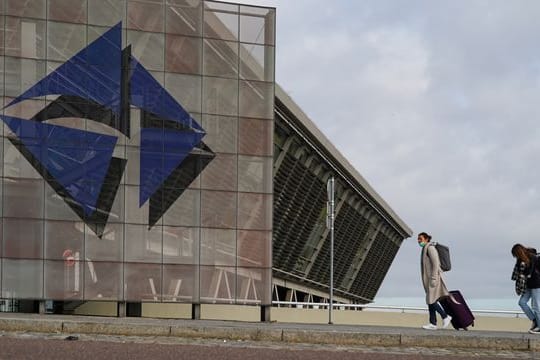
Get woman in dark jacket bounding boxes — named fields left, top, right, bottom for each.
left=512, top=244, right=540, bottom=333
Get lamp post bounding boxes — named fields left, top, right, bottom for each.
left=326, top=176, right=335, bottom=324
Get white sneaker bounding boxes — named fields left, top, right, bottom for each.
left=422, top=324, right=437, bottom=330
left=442, top=315, right=452, bottom=329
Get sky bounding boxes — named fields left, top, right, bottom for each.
left=228, top=0, right=540, bottom=302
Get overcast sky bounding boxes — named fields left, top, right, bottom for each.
left=229, top=0, right=540, bottom=302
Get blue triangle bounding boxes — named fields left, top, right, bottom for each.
left=6, top=23, right=122, bottom=117
left=130, top=57, right=204, bottom=132
left=1, top=116, right=118, bottom=215
left=139, top=128, right=204, bottom=206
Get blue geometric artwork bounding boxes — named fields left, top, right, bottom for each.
left=1, top=22, right=214, bottom=236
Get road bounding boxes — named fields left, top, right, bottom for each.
left=0, top=333, right=532, bottom=360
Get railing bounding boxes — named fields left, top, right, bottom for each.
left=272, top=301, right=525, bottom=318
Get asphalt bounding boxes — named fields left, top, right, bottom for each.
left=0, top=312, right=538, bottom=352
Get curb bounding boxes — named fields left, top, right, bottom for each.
left=0, top=317, right=536, bottom=351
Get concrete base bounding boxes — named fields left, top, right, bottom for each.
left=141, top=303, right=191, bottom=319
left=200, top=304, right=260, bottom=322
left=72, top=302, right=118, bottom=317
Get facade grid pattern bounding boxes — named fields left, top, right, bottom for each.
left=0, top=0, right=275, bottom=306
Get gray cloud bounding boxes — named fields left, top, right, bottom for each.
left=230, top=0, right=540, bottom=302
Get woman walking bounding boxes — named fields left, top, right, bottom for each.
left=418, top=232, right=452, bottom=330
left=511, top=244, right=540, bottom=333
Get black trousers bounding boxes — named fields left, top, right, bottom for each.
left=428, top=302, right=447, bottom=325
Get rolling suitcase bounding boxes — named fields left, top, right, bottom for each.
left=440, top=290, right=475, bottom=330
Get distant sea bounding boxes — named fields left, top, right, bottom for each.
left=374, top=297, right=521, bottom=311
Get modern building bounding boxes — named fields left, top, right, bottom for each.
left=0, top=0, right=411, bottom=320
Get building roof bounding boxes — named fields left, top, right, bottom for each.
left=275, top=84, right=413, bottom=238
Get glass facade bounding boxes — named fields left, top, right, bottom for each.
left=0, top=0, right=275, bottom=306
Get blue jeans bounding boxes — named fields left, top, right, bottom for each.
left=530, top=288, right=540, bottom=325
left=519, top=289, right=536, bottom=322
left=428, top=302, right=447, bottom=325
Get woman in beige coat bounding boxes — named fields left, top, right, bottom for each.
left=419, top=232, right=452, bottom=330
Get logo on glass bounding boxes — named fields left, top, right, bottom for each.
left=1, top=23, right=214, bottom=237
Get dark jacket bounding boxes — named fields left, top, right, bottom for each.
left=527, top=255, right=540, bottom=289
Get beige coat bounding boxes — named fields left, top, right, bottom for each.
left=421, top=243, right=449, bottom=304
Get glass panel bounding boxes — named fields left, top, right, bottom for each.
left=199, top=265, right=235, bottom=303
left=88, top=0, right=126, bottom=26
left=85, top=223, right=124, bottom=262
left=124, top=224, right=162, bottom=263
left=164, top=73, right=201, bottom=113
left=165, top=34, right=201, bottom=75
left=4, top=139, right=42, bottom=179
left=2, top=259, right=43, bottom=299
left=166, top=1, right=202, bottom=37
left=127, top=30, right=165, bottom=71
left=202, top=76, right=238, bottom=116
left=4, top=178, right=44, bottom=218
left=237, top=230, right=271, bottom=267
left=127, top=1, right=164, bottom=33
left=162, top=188, right=201, bottom=227
left=3, top=97, right=45, bottom=120
left=44, top=260, right=83, bottom=300
left=236, top=267, right=270, bottom=305
left=200, top=227, right=235, bottom=266
left=84, top=261, right=122, bottom=300
left=200, top=153, right=236, bottom=191
left=48, top=0, right=87, bottom=24
left=240, top=43, right=274, bottom=82
left=0, top=18, right=4, bottom=56
left=5, top=17, right=47, bottom=59
left=44, top=220, right=84, bottom=261
left=163, top=264, right=197, bottom=302
left=125, top=185, right=149, bottom=224
left=124, top=262, right=162, bottom=301
left=237, top=192, right=271, bottom=230
left=200, top=190, right=236, bottom=229
left=163, top=226, right=198, bottom=264
left=203, top=39, right=238, bottom=79
left=6, top=0, right=45, bottom=19
left=238, top=117, right=272, bottom=156
left=47, top=21, right=86, bottom=62
left=124, top=146, right=141, bottom=186
left=3, top=218, right=43, bottom=259
left=239, top=80, right=273, bottom=119
left=45, top=184, right=81, bottom=221
left=203, top=3, right=238, bottom=42
left=4, top=57, right=46, bottom=97
left=102, top=184, right=125, bottom=224
left=239, top=6, right=275, bottom=45
left=237, top=155, right=272, bottom=194
left=201, top=114, right=237, bottom=154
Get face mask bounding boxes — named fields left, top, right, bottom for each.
left=418, top=242, right=426, bottom=248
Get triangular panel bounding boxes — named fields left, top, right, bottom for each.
left=1, top=116, right=117, bottom=215
left=6, top=23, right=122, bottom=117
left=139, top=127, right=204, bottom=206
left=129, top=57, right=203, bottom=132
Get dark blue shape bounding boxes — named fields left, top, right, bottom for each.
left=6, top=23, right=122, bottom=117
left=1, top=115, right=117, bottom=215
left=139, top=128, right=204, bottom=206
left=130, top=57, right=203, bottom=132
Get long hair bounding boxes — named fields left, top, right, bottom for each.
left=418, top=232, right=432, bottom=242
left=512, top=243, right=531, bottom=265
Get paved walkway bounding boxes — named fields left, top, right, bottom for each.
left=0, top=313, right=538, bottom=352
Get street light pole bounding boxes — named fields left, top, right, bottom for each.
left=326, top=177, right=335, bottom=324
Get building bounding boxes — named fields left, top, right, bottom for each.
left=0, top=0, right=410, bottom=319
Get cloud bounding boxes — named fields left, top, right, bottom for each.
left=230, top=0, right=540, bottom=302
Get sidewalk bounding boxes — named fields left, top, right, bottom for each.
left=0, top=313, right=538, bottom=352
